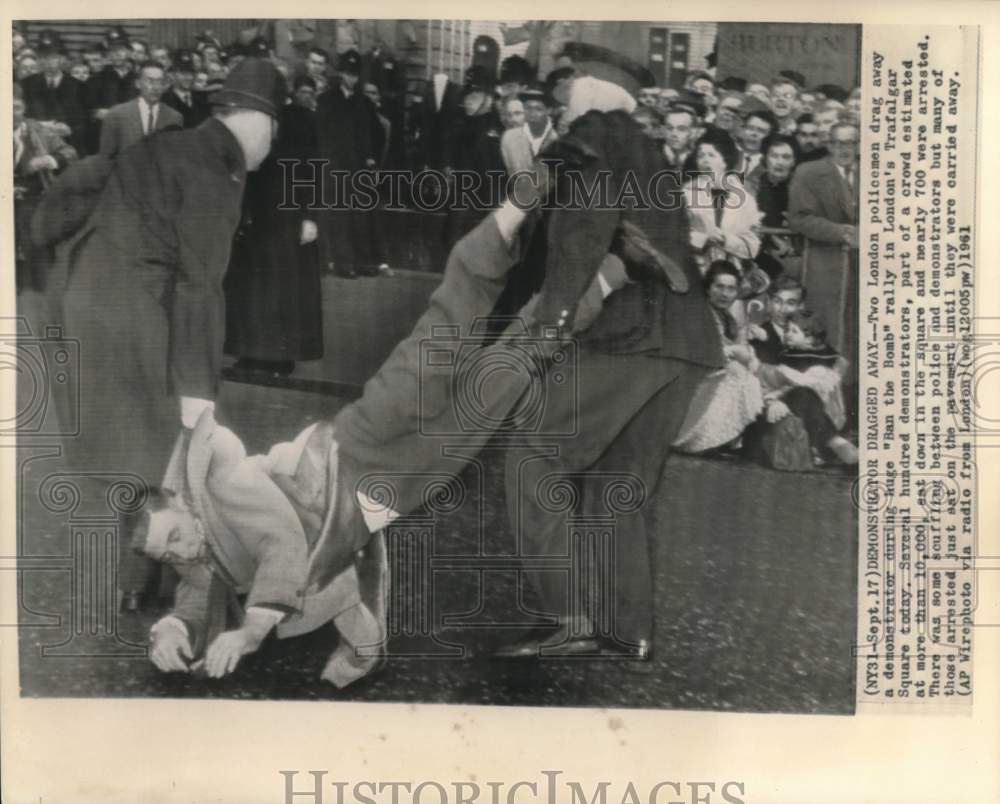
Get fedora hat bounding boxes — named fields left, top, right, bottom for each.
left=210, top=57, right=287, bottom=119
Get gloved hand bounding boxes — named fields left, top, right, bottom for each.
left=300, top=219, right=318, bottom=245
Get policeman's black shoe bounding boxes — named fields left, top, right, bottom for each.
left=599, top=638, right=652, bottom=661
left=493, top=633, right=600, bottom=659
left=494, top=618, right=599, bottom=659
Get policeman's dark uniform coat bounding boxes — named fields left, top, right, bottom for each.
left=44, top=119, right=247, bottom=486
left=314, top=53, right=385, bottom=274
left=442, top=66, right=507, bottom=250
left=37, top=58, right=287, bottom=492
left=225, top=103, right=324, bottom=362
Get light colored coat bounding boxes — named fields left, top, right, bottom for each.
left=500, top=123, right=558, bottom=173
left=683, top=175, right=763, bottom=273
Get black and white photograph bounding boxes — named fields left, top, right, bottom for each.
left=10, top=17, right=866, bottom=714
left=6, top=5, right=1000, bottom=804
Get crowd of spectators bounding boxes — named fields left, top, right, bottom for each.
left=13, top=22, right=860, bottom=466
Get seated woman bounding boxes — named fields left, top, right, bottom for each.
left=745, top=132, right=802, bottom=278
left=673, top=261, right=764, bottom=454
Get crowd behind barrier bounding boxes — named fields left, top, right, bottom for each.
left=13, top=22, right=861, bottom=468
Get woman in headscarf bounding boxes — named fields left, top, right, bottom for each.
left=673, top=261, right=765, bottom=455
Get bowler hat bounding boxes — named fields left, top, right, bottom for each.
left=500, top=54, right=533, bottom=85
left=778, top=69, right=806, bottom=90
left=670, top=89, right=707, bottom=120
left=211, top=57, right=287, bottom=119
left=518, top=85, right=549, bottom=105
left=337, top=49, right=361, bottom=75
left=718, top=76, right=748, bottom=93
left=740, top=95, right=773, bottom=119
left=814, top=83, right=848, bottom=104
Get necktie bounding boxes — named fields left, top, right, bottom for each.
left=711, top=188, right=727, bottom=228
left=145, top=104, right=156, bottom=135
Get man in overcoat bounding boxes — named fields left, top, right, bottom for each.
left=314, top=49, right=384, bottom=277
left=787, top=121, right=859, bottom=410
left=36, top=58, right=288, bottom=610
left=21, top=43, right=90, bottom=154
left=331, top=111, right=722, bottom=661
left=225, top=97, right=323, bottom=374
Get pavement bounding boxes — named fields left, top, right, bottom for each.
left=16, top=378, right=857, bottom=714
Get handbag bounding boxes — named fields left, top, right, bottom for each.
left=753, top=414, right=814, bottom=472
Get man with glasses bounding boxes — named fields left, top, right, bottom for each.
left=787, top=122, right=860, bottom=406
left=99, top=61, right=183, bottom=157
left=769, top=77, right=801, bottom=134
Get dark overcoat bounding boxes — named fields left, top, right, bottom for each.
left=22, top=73, right=90, bottom=154
left=224, top=104, right=323, bottom=362
left=161, top=87, right=213, bottom=130
left=41, top=118, right=247, bottom=488
left=314, top=83, right=385, bottom=273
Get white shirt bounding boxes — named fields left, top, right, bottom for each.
left=138, top=97, right=159, bottom=134
left=433, top=73, right=448, bottom=111
left=13, top=122, right=26, bottom=165
left=835, top=162, right=855, bottom=189
left=524, top=119, right=553, bottom=157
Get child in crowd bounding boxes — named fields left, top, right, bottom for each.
left=756, top=309, right=858, bottom=465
